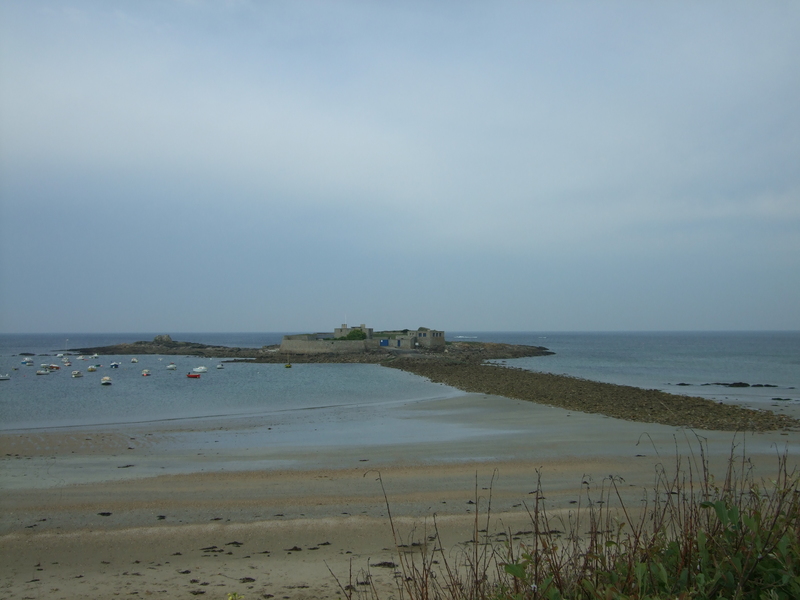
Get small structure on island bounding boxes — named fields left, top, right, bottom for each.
left=280, top=324, right=445, bottom=355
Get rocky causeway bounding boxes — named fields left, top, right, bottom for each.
left=74, top=335, right=798, bottom=432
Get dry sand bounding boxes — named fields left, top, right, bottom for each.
left=3, top=392, right=800, bottom=599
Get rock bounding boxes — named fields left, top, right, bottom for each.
left=385, top=359, right=799, bottom=433
left=153, top=334, right=173, bottom=345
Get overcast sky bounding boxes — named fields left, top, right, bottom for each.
left=1, top=1, right=798, bottom=334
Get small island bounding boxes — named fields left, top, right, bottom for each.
left=74, top=326, right=554, bottom=363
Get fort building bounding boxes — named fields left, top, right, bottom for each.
left=280, top=324, right=445, bottom=354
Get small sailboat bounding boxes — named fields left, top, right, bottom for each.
left=166, top=363, right=177, bottom=370
left=21, top=358, right=33, bottom=366
left=192, top=366, right=208, bottom=373
left=36, top=369, right=49, bottom=375
left=109, top=362, right=120, bottom=369
left=71, top=370, right=83, bottom=378
left=187, top=373, right=201, bottom=378
left=87, top=365, right=97, bottom=372
left=100, top=376, right=112, bottom=385
left=216, top=363, right=224, bottom=369
left=284, top=363, right=292, bottom=368
left=141, top=369, right=151, bottom=377
left=131, top=357, right=139, bottom=363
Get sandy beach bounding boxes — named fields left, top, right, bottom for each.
left=3, top=392, right=800, bottom=599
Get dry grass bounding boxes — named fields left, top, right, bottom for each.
left=333, top=437, right=800, bottom=600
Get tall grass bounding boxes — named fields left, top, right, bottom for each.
left=336, top=440, right=800, bottom=600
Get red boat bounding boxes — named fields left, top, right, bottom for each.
left=186, top=373, right=201, bottom=378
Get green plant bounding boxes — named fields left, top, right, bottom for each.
left=338, top=330, right=367, bottom=341
left=347, top=438, right=800, bottom=600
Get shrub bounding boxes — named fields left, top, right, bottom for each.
left=338, top=330, right=367, bottom=341
left=342, top=439, right=800, bottom=600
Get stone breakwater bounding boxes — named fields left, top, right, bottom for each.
left=384, top=357, right=799, bottom=432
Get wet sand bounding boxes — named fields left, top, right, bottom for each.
left=3, top=392, right=800, bottom=599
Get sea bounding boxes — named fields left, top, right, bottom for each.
left=1, top=332, right=798, bottom=435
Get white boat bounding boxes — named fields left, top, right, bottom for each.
left=21, top=358, right=33, bottom=366
left=141, top=369, right=151, bottom=376
left=193, top=366, right=208, bottom=373
left=77, top=355, right=85, bottom=361
left=100, top=376, right=112, bottom=385
left=166, top=363, right=177, bottom=370
left=71, top=370, right=83, bottom=378
left=63, top=361, right=72, bottom=367
left=216, top=363, right=224, bottom=369
left=109, top=362, right=121, bottom=368
left=131, top=357, right=139, bottom=363
left=36, top=369, right=49, bottom=375
left=87, top=365, right=97, bottom=372
left=56, top=353, right=64, bottom=358
left=0, top=374, right=10, bottom=380
left=91, top=353, right=99, bottom=359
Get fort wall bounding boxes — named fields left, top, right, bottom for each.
left=280, top=339, right=367, bottom=355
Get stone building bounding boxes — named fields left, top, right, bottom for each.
left=280, top=324, right=445, bottom=354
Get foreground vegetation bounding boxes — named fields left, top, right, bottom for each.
left=335, top=441, right=800, bottom=600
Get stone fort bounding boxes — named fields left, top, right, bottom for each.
left=280, top=324, right=445, bottom=355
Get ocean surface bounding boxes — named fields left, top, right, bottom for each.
left=1, top=332, right=798, bottom=434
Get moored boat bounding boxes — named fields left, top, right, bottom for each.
left=71, top=370, right=83, bottom=378
left=187, top=373, right=201, bottom=378
left=193, top=366, right=208, bottom=373
left=87, top=365, right=97, bottom=372
left=0, top=374, right=10, bottom=380
left=21, top=358, right=33, bottom=366
left=109, top=362, right=120, bottom=368
left=100, top=376, right=112, bottom=385
left=36, top=369, right=49, bottom=375
left=216, top=363, right=224, bottom=369
left=131, top=357, right=139, bottom=363
left=141, top=369, right=151, bottom=376
left=166, top=363, right=177, bottom=370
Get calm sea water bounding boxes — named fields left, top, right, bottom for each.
left=466, top=331, right=800, bottom=407
left=0, top=332, right=798, bottom=432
